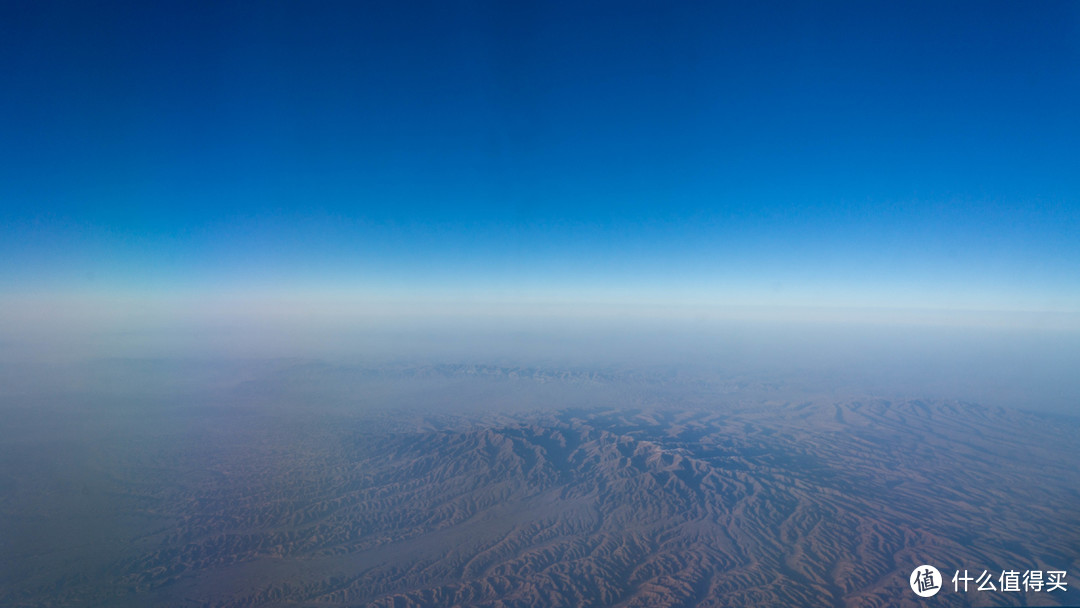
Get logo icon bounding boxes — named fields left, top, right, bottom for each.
left=911, top=565, right=942, bottom=597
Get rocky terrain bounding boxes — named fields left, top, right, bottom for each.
left=2, top=366, right=1078, bottom=607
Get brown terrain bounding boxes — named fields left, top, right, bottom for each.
left=1, top=364, right=1078, bottom=607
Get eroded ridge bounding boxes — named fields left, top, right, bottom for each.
left=2, top=400, right=1078, bottom=607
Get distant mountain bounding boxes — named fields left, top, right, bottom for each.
left=2, top=398, right=1077, bottom=607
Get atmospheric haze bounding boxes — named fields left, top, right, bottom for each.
left=3, top=1, right=1080, bottom=607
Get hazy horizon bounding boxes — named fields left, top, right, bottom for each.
left=3, top=2, right=1079, bottom=606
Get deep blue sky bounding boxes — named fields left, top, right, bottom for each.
left=2, top=1, right=1079, bottom=314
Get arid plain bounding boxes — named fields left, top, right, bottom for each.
left=2, top=361, right=1077, bottom=607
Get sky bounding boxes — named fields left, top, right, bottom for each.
left=2, top=0, right=1079, bottom=328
